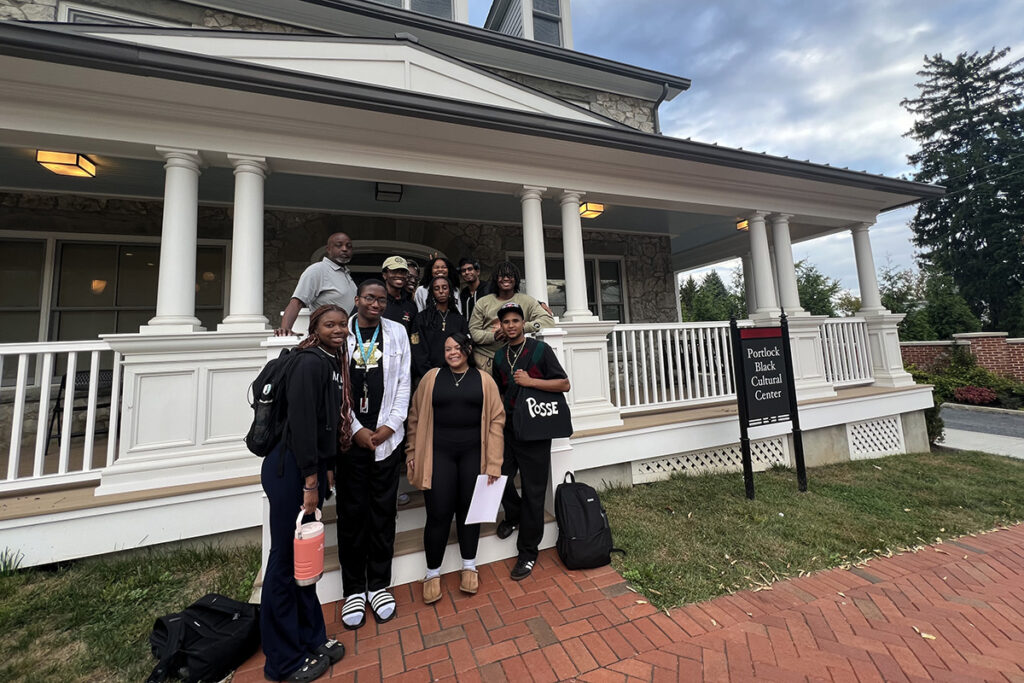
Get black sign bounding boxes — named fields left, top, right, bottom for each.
left=738, top=328, right=791, bottom=426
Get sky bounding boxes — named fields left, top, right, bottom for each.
left=466, top=0, right=1024, bottom=295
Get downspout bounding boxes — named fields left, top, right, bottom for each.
left=653, top=82, right=669, bottom=135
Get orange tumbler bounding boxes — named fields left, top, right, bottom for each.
left=294, top=507, right=325, bottom=586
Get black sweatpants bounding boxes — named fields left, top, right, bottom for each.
left=500, top=427, right=552, bottom=562
left=260, top=445, right=328, bottom=681
left=336, top=445, right=402, bottom=596
left=423, top=442, right=481, bottom=568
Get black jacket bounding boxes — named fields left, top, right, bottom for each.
left=283, top=348, right=343, bottom=477
left=411, top=307, right=469, bottom=380
left=384, top=291, right=418, bottom=336
left=460, top=281, right=492, bottom=320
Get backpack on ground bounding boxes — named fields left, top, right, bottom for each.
left=147, top=593, right=260, bottom=683
left=244, top=347, right=298, bottom=457
left=554, top=472, right=624, bottom=570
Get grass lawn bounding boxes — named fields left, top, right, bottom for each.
left=0, top=544, right=260, bottom=682
left=603, top=450, right=1024, bottom=609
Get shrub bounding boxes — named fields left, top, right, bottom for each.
left=953, top=386, right=998, bottom=405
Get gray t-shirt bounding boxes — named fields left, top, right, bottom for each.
left=291, top=257, right=357, bottom=311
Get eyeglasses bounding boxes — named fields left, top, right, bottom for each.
left=360, top=295, right=388, bottom=305
left=459, top=267, right=477, bottom=273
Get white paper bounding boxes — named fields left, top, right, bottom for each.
left=465, top=474, right=508, bottom=525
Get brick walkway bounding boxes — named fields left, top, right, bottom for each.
left=235, top=524, right=1024, bottom=682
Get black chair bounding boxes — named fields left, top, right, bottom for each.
left=46, top=369, right=114, bottom=453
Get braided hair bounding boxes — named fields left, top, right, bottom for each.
left=488, top=260, right=521, bottom=294
left=420, top=255, right=460, bottom=297
left=298, top=304, right=354, bottom=451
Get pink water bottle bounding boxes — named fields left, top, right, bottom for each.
left=294, top=507, right=324, bottom=586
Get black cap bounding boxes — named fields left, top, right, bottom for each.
left=497, top=301, right=525, bottom=320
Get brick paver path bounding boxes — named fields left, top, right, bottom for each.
left=235, top=524, right=1024, bottom=681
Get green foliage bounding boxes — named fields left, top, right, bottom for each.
left=924, top=274, right=983, bottom=338
left=909, top=346, right=1024, bottom=407
left=878, top=264, right=980, bottom=340
left=795, top=260, right=842, bottom=316
left=603, top=451, right=1024, bottom=608
left=0, top=549, right=23, bottom=577
left=678, top=275, right=698, bottom=321
left=0, top=543, right=260, bottom=681
left=691, top=271, right=741, bottom=321
left=902, top=48, right=1024, bottom=335
left=835, top=291, right=861, bottom=317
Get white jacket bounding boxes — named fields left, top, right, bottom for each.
left=346, top=316, right=411, bottom=461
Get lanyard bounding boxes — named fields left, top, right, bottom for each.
left=355, top=324, right=381, bottom=368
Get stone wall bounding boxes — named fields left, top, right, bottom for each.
left=900, top=332, right=1024, bottom=382
left=0, top=0, right=305, bottom=32
left=0, top=192, right=678, bottom=329
left=488, top=68, right=657, bottom=133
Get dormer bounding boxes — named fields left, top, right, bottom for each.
left=368, top=0, right=469, bottom=23
left=485, top=0, right=573, bottom=49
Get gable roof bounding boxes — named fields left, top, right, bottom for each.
left=65, top=26, right=621, bottom=127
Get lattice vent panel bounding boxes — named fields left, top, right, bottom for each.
left=632, top=437, right=789, bottom=484
left=847, top=415, right=905, bottom=460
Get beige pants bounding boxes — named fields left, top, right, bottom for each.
left=473, top=350, right=494, bottom=375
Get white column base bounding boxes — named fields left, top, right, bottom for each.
left=96, top=330, right=271, bottom=495
left=218, top=315, right=270, bottom=332
left=862, top=311, right=916, bottom=388
left=541, top=321, right=623, bottom=431
left=140, top=318, right=204, bottom=334
left=561, top=311, right=600, bottom=323
left=786, top=315, right=837, bottom=401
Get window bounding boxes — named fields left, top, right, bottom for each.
left=50, top=242, right=226, bottom=341
left=0, top=239, right=46, bottom=345
left=367, top=0, right=452, bottom=20
left=532, top=0, right=561, bottom=46
left=511, top=255, right=627, bottom=322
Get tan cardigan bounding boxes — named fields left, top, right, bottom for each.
left=406, top=367, right=505, bottom=490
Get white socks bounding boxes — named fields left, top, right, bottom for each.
left=342, top=592, right=365, bottom=627
left=368, top=589, right=395, bottom=620
left=462, top=559, right=476, bottom=571
left=425, top=567, right=441, bottom=579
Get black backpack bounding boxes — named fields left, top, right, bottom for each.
left=554, top=472, right=623, bottom=570
left=147, top=593, right=260, bottom=683
left=244, top=348, right=298, bottom=457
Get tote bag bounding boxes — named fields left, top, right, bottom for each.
left=512, top=386, right=573, bottom=441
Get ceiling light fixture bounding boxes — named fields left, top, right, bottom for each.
left=375, top=182, right=403, bottom=202
left=36, top=150, right=96, bottom=177
left=579, top=202, right=604, bottom=218
left=736, top=219, right=749, bottom=231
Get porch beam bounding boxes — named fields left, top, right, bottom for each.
left=220, top=155, right=270, bottom=331
left=747, top=210, right=779, bottom=317
left=519, top=185, right=549, bottom=304
left=770, top=213, right=805, bottom=315
left=143, top=147, right=203, bottom=334
left=559, top=190, right=596, bottom=321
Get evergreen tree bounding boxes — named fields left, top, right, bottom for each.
left=835, top=291, right=861, bottom=317
left=678, top=275, right=698, bottom=321
left=902, top=48, right=1024, bottom=334
left=794, top=260, right=841, bottom=317
left=692, top=271, right=739, bottom=321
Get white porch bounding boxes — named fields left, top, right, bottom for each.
left=0, top=22, right=938, bottom=576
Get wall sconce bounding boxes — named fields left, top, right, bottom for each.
left=736, top=219, right=749, bottom=231
left=375, top=182, right=403, bottom=202
left=579, top=202, right=604, bottom=218
left=37, top=150, right=96, bottom=177
left=90, top=279, right=107, bottom=295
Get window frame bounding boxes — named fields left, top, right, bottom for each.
left=368, top=0, right=456, bottom=21
left=531, top=0, right=562, bottom=46
left=506, top=250, right=630, bottom=323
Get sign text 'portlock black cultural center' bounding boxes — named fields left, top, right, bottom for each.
left=729, top=314, right=808, bottom=499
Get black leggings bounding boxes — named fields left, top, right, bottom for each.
left=423, top=441, right=481, bottom=569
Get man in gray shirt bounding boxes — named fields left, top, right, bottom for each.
left=277, top=232, right=357, bottom=335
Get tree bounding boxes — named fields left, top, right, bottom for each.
left=876, top=264, right=981, bottom=340
left=902, top=48, right=1024, bottom=335
left=835, top=291, right=861, bottom=317
left=691, top=271, right=741, bottom=321
left=678, top=275, right=698, bottom=321
left=923, top=274, right=982, bottom=339
left=794, top=260, right=842, bottom=317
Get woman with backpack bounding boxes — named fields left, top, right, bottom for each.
left=405, top=332, right=505, bottom=603
left=410, top=275, right=469, bottom=381
left=260, top=304, right=352, bottom=682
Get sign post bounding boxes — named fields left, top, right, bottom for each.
left=729, top=313, right=807, bottom=499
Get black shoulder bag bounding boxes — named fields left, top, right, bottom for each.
left=512, top=386, right=573, bottom=441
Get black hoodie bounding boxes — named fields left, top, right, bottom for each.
left=282, top=347, right=343, bottom=477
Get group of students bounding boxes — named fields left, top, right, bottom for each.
left=260, top=256, right=568, bottom=682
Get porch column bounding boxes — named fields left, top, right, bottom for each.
left=851, top=223, right=915, bottom=387
left=559, top=190, right=596, bottom=321
left=220, top=155, right=270, bottom=331
left=770, top=213, right=805, bottom=315
left=144, top=148, right=203, bottom=333
left=852, top=223, right=884, bottom=313
left=520, top=185, right=549, bottom=303
left=741, top=254, right=757, bottom=316
left=747, top=211, right=779, bottom=317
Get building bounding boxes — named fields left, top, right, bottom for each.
left=0, top=0, right=939, bottom=594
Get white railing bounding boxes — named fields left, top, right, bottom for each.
left=1, top=340, right=122, bottom=492
left=819, top=318, right=874, bottom=387
left=610, top=322, right=737, bottom=413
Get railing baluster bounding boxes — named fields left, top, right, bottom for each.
left=629, top=331, right=640, bottom=407
left=82, top=351, right=101, bottom=471
left=713, top=327, right=727, bottom=397
left=638, top=330, right=650, bottom=405
left=720, top=326, right=734, bottom=396
left=8, top=354, right=29, bottom=481
left=663, top=329, right=675, bottom=402
left=827, top=322, right=841, bottom=384
left=858, top=322, right=873, bottom=380
left=696, top=327, right=708, bottom=398
left=58, top=352, right=77, bottom=475
left=32, top=352, right=55, bottom=478
left=655, top=330, right=666, bottom=404
left=611, top=331, right=621, bottom=408
left=673, top=329, right=684, bottom=400
left=681, top=329, right=693, bottom=400
left=841, top=323, right=855, bottom=382
left=106, top=352, right=122, bottom=467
